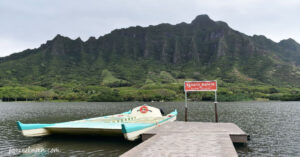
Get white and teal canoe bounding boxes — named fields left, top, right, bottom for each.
left=17, top=105, right=177, bottom=141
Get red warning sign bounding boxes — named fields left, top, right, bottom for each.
left=184, top=81, right=217, bottom=92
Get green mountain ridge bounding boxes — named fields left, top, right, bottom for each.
left=1, top=14, right=300, bottom=101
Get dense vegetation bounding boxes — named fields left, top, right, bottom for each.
left=0, top=15, right=300, bottom=102
left=1, top=82, right=300, bottom=102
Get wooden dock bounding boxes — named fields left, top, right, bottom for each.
left=121, top=121, right=248, bottom=157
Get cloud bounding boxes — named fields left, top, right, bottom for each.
left=1, top=0, right=300, bottom=57
left=0, top=38, right=36, bottom=57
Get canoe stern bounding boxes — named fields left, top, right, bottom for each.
left=122, top=109, right=177, bottom=141
left=16, top=121, right=52, bottom=137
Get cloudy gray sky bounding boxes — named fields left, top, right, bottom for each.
left=1, top=0, right=300, bottom=57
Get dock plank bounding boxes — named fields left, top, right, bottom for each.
left=121, top=122, right=247, bottom=157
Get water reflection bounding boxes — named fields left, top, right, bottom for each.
left=19, top=135, right=140, bottom=157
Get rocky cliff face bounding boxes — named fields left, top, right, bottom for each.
left=0, top=15, right=300, bottom=87
left=96, top=15, right=231, bottom=64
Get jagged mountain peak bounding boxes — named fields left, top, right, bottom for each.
left=75, top=37, right=83, bottom=42
left=279, top=38, right=299, bottom=45
left=279, top=38, right=300, bottom=52
left=87, top=36, right=97, bottom=41
left=42, top=34, right=83, bottom=55
left=191, top=14, right=215, bottom=25
left=52, top=34, right=71, bottom=41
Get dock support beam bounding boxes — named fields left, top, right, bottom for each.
left=214, top=102, right=218, bottom=122
left=214, top=90, right=218, bottom=123
left=185, top=91, right=188, bottom=122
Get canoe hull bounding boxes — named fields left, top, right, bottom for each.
left=20, top=127, right=123, bottom=137
left=47, top=128, right=122, bottom=136
left=17, top=106, right=178, bottom=141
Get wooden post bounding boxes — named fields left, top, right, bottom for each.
left=214, top=102, right=218, bottom=123
left=214, top=90, right=218, bottom=123
left=185, top=91, right=188, bottom=122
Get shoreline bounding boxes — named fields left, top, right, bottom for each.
left=1, top=99, right=299, bottom=103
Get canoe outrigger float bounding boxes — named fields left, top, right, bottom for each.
left=17, top=105, right=177, bottom=141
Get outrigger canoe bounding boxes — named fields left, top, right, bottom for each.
left=17, top=105, right=177, bottom=141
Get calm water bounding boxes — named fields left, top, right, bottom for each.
left=0, top=101, right=299, bottom=156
